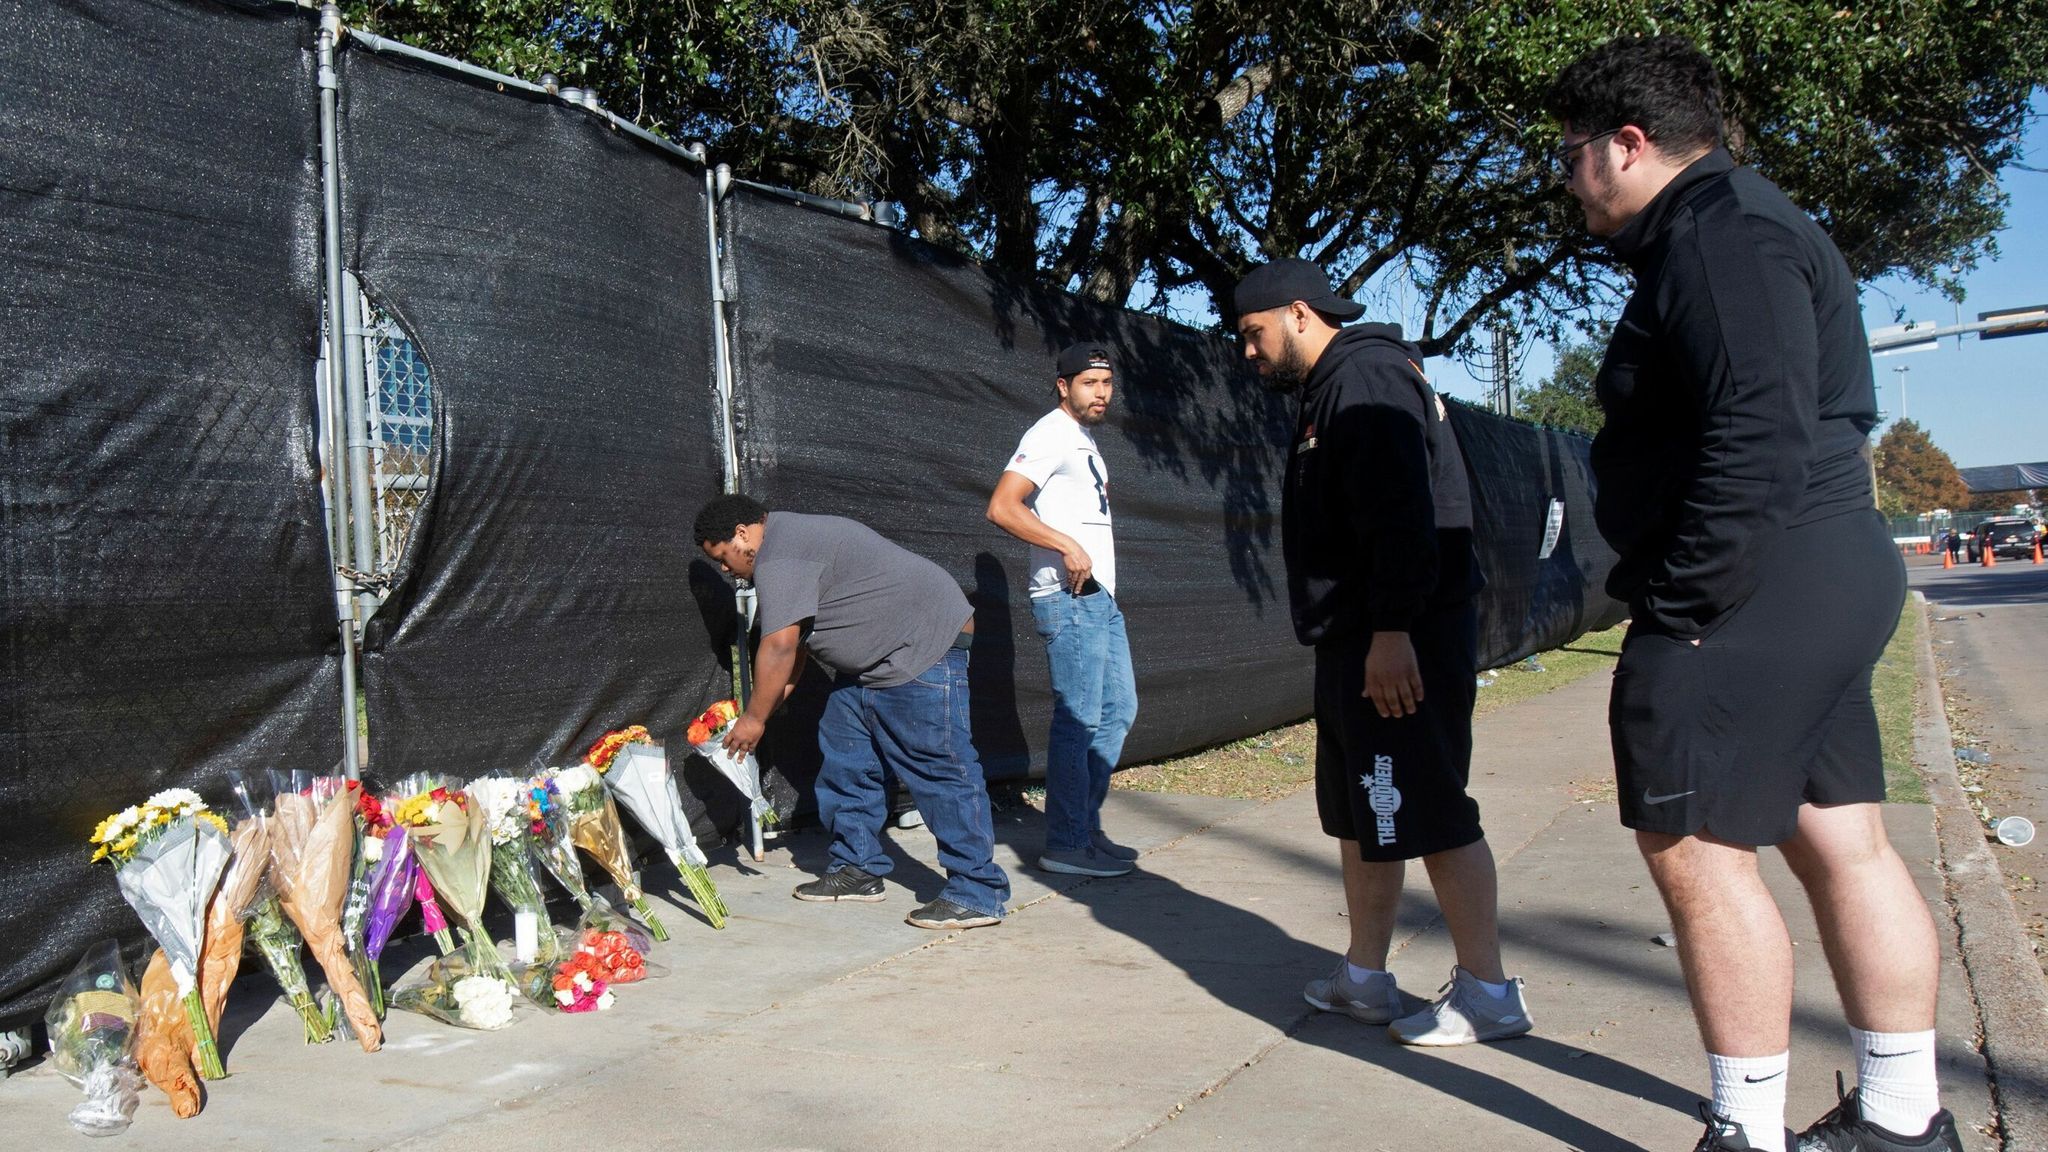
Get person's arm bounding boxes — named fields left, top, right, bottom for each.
left=721, top=622, right=803, bottom=756
left=986, top=471, right=1092, bottom=592
left=1641, top=213, right=1819, bottom=638
left=1329, top=366, right=1439, bottom=718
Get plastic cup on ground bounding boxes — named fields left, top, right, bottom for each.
left=1995, top=816, right=2034, bottom=847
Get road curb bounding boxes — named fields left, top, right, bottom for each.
left=1912, top=591, right=2048, bottom=1152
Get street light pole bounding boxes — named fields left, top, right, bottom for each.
left=1892, top=364, right=1910, bottom=422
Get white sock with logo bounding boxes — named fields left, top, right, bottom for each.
left=1707, top=1052, right=1788, bottom=1152
left=1850, top=1027, right=1940, bottom=1136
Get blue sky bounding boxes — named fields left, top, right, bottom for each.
left=1426, top=112, right=2047, bottom=469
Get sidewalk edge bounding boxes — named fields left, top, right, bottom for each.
left=1911, top=591, right=2048, bottom=1152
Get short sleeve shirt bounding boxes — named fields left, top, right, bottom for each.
left=1004, top=408, right=1116, bottom=598
left=750, top=512, right=971, bottom=688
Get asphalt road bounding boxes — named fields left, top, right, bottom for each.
left=1910, top=553, right=2048, bottom=971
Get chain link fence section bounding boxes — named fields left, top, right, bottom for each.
left=360, top=294, right=433, bottom=585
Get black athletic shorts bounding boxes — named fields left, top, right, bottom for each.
left=1313, top=601, right=1483, bottom=862
left=1612, top=508, right=1908, bottom=846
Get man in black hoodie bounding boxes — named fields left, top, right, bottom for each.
left=1550, top=37, right=1951, bottom=1152
left=1235, top=258, right=1530, bottom=1047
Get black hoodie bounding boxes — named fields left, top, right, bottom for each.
left=1281, top=323, right=1484, bottom=646
left=1592, top=149, right=1879, bottom=639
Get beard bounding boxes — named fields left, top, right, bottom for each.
left=1259, top=331, right=1311, bottom=393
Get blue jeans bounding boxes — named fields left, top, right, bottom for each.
left=1031, top=588, right=1139, bottom=851
left=815, top=649, right=1010, bottom=918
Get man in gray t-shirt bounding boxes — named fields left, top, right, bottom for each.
left=695, top=494, right=1010, bottom=930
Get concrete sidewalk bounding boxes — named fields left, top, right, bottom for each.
left=0, top=662, right=2003, bottom=1150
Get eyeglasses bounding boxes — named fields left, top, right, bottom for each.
left=1552, top=129, right=1619, bottom=179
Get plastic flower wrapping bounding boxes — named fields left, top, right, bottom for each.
left=467, top=774, right=561, bottom=969
left=687, top=698, right=776, bottom=860
left=603, top=739, right=729, bottom=929
left=542, top=761, right=669, bottom=942
left=89, top=788, right=233, bottom=1080
left=390, top=953, right=522, bottom=1031
left=392, top=784, right=513, bottom=984
left=390, top=773, right=459, bottom=955
left=44, top=940, right=143, bottom=1137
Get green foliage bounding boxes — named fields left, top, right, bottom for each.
left=1875, top=418, right=1971, bottom=513
left=339, top=1, right=2048, bottom=348
left=1515, top=331, right=1605, bottom=435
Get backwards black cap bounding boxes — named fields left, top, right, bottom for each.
left=1056, top=341, right=1115, bottom=379
left=1232, top=258, right=1365, bottom=322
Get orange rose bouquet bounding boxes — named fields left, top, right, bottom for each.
left=687, top=698, right=775, bottom=862
left=598, top=728, right=728, bottom=930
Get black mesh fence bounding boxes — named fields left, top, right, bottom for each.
left=336, top=43, right=738, bottom=828
left=0, top=0, right=337, bottom=1027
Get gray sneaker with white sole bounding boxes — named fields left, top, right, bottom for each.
left=1303, top=959, right=1401, bottom=1024
left=1388, top=966, right=1532, bottom=1045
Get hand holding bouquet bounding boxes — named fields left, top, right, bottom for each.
left=88, top=788, right=233, bottom=1078
left=598, top=730, right=728, bottom=929
left=688, top=699, right=775, bottom=861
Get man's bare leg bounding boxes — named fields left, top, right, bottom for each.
left=1340, top=840, right=1403, bottom=970
left=1421, top=837, right=1505, bottom=982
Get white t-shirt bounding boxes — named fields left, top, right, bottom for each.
left=1004, top=407, right=1116, bottom=599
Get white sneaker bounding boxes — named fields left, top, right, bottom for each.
left=1388, top=967, right=1532, bottom=1045
left=1303, top=959, right=1401, bottom=1024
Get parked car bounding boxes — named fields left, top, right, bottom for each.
left=1966, top=517, right=2040, bottom=562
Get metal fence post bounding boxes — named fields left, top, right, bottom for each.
left=340, top=272, right=381, bottom=627
left=316, top=3, right=363, bottom=779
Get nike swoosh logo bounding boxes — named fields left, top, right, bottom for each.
left=1744, top=1071, right=1784, bottom=1083
left=1867, top=1048, right=1922, bottom=1059
left=1495, top=1015, right=1523, bottom=1025
left=1643, top=789, right=1696, bottom=805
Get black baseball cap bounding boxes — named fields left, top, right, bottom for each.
left=1056, top=341, right=1115, bottom=379
left=1232, top=258, right=1365, bottom=322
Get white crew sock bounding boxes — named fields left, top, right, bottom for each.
left=1707, top=1051, right=1789, bottom=1152
left=1344, top=960, right=1389, bottom=984
left=1850, top=1027, right=1940, bottom=1136
left=1475, top=976, right=1512, bottom=999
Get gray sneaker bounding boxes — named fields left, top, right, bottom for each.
left=1388, top=967, right=1532, bottom=1045
left=1091, top=830, right=1140, bottom=861
left=1303, top=959, right=1401, bottom=1024
left=1037, top=844, right=1133, bottom=877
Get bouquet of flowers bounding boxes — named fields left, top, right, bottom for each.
left=359, top=821, right=418, bottom=1018
left=389, top=953, right=521, bottom=1031
left=596, top=730, right=729, bottom=929
left=468, top=774, right=561, bottom=967
left=225, top=771, right=333, bottom=1044
left=43, top=940, right=143, bottom=1136
left=390, top=774, right=459, bottom=955
left=542, top=760, right=670, bottom=942
left=390, top=784, right=514, bottom=984
left=267, top=771, right=382, bottom=1051
left=576, top=924, right=653, bottom=985
left=687, top=699, right=775, bottom=861
left=88, top=788, right=232, bottom=1079
left=190, top=814, right=271, bottom=1071
left=550, top=951, right=615, bottom=1013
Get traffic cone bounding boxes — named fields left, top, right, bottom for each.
left=1983, top=542, right=1996, bottom=567
left=2034, top=537, right=2043, bottom=565
left=1943, top=548, right=1955, bottom=569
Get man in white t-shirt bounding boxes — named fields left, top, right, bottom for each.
left=986, top=341, right=1140, bottom=878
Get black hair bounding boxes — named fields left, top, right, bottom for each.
left=1544, top=35, right=1724, bottom=157
left=692, top=492, right=769, bottom=546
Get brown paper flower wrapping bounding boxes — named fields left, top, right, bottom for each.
left=135, top=950, right=202, bottom=1118
left=272, top=791, right=382, bottom=1051
left=189, top=818, right=268, bottom=1068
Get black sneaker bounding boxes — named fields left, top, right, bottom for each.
left=1796, top=1074, right=1963, bottom=1151
left=1692, top=1102, right=1793, bottom=1151
left=792, top=866, right=885, bottom=902
left=904, top=897, right=1001, bottom=930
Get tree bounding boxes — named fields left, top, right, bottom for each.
left=340, top=2, right=2048, bottom=353
left=1514, top=332, right=1604, bottom=435
left=1874, top=419, right=1970, bottom=514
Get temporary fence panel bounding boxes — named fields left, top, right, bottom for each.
left=336, top=45, right=738, bottom=829
left=0, top=0, right=336, bottom=1026
left=723, top=187, right=1310, bottom=792
left=1448, top=401, right=1629, bottom=666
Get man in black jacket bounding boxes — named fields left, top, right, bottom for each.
left=1550, top=37, right=1953, bottom=1152
left=1235, top=258, right=1530, bottom=1047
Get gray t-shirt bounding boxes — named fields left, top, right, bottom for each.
left=751, top=511, right=972, bottom=688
